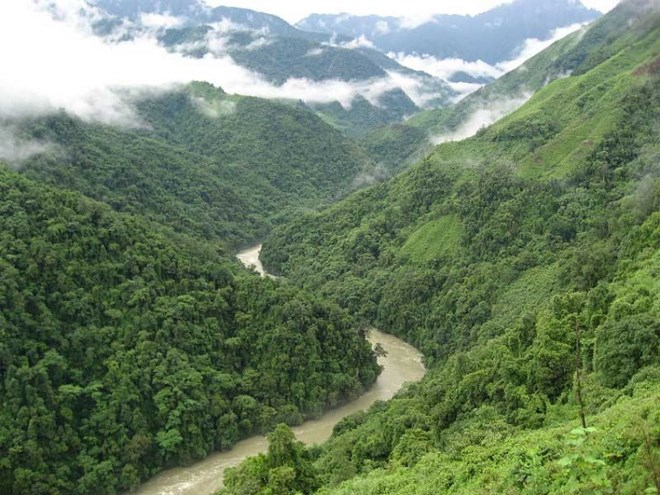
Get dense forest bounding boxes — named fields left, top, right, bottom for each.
left=0, top=168, right=380, bottom=494
left=249, top=2, right=660, bottom=493
left=15, top=82, right=373, bottom=248
left=1, top=1, right=658, bottom=494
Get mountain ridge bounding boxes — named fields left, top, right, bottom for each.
left=297, top=0, right=601, bottom=64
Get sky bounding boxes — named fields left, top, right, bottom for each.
left=206, top=0, right=620, bottom=24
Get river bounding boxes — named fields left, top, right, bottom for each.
left=129, top=245, right=425, bottom=495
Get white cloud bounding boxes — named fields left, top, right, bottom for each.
left=305, top=47, right=325, bottom=56
left=191, top=96, right=237, bottom=118
left=391, top=20, right=587, bottom=102
left=0, top=126, right=56, bottom=165
left=391, top=52, right=502, bottom=80
left=398, top=13, right=438, bottom=30
left=374, top=20, right=390, bottom=35
left=384, top=71, right=438, bottom=108
left=447, top=81, right=486, bottom=100
left=339, top=35, right=375, bottom=49
left=139, top=13, right=185, bottom=29
left=496, top=23, right=587, bottom=73
left=431, top=92, right=532, bottom=144
left=0, top=1, right=415, bottom=125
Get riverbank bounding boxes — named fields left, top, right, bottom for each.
left=127, top=246, right=424, bottom=495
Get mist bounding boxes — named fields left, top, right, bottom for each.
left=0, top=126, right=56, bottom=167
left=0, top=1, right=418, bottom=126
left=391, top=22, right=588, bottom=99
left=431, top=92, right=532, bottom=145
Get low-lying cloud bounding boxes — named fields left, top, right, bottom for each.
left=0, top=126, right=57, bottom=166
left=431, top=92, right=532, bottom=145
left=0, top=1, right=424, bottom=127
left=392, top=22, right=587, bottom=99
left=391, top=53, right=502, bottom=80
left=496, top=23, right=586, bottom=73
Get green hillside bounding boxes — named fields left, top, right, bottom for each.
left=0, top=167, right=379, bottom=494
left=251, top=2, right=660, bottom=492
left=17, top=83, right=371, bottom=247
left=361, top=0, right=660, bottom=172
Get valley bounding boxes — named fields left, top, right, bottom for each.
left=123, top=247, right=424, bottom=495
left=0, top=1, right=658, bottom=495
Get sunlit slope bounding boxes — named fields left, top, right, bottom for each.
left=252, top=3, right=660, bottom=493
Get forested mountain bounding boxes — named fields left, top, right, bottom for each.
left=360, top=0, right=659, bottom=172
left=297, top=0, right=600, bottom=64
left=0, top=167, right=380, bottom=494
left=240, top=1, right=660, bottom=492
left=13, top=82, right=371, bottom=247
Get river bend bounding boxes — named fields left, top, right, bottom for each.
left=129, top=245, right=425, bottom=495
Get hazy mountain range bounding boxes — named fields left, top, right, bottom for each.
left=297, top=0, right=601, bottom=63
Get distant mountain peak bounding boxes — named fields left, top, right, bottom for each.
left=297, top=0, right=600, bottom=64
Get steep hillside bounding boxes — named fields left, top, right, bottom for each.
left=252, top=2, right=660, bottom=492
left=16, top=82, right=371, bottom=247
left=263, top=0, right=660, bottom=358
left=0, top=167, right=380, bottom=494
left=362, top=0, right=660, bottom=171
left=297, top=0, right=599, bottom=64
left=156, top=29, right=454, bottom=136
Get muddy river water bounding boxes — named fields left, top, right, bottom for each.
left=129, top=245, right=425, bottom=495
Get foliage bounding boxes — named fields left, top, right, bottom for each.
left=16, top=82, right=373, bottom=248
left=220, top=424, right=319, bottom=495
left=255, top=7, right=660, bottom=492
left=363, top=1, right=660, bottom=170
left=0, top=169, right=379, bottom=494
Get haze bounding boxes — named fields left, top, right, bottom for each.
left=206, top=0, right=620, bottom=24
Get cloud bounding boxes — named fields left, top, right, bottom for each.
left=339, top=35, right=375, bottom=49
left=390, top=53, right=500, bottom=99
left=398, top=13, right=438, bottom=29
left=390, top=21, right=587, bottom=100
left=0, top=1, right=421, bottom=126
left=191, top=96, right=237, bottom=118
left=384, top=71, right=439, bottom=108
left=431, top=92, right=532, bottom=144
left=374, top=20, right=390, bottom=35
left=496, top=23, right=587, bottom=73
left=139, top=13, right=185, bottom=29
left=305, top=47, right=325, bottom=56
left=447, top=81, right=486, bottom=100
left=391, top=53, right=502, bottom=80
left=0, top=126, right=56, bottom=166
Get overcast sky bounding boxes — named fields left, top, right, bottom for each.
left=206, top=0, right=620, bottom=24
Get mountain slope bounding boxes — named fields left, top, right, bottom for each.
left=263, top=0, right=660, bottom=355
left=297, top=0, right=600, bottom=64
left=361, top=0, right=660, bottom=171
left=0, top=167, right=380, bottom=494
left=15, top=82, right=372, bottom=247
left=251, top=1, right=660, bottom=492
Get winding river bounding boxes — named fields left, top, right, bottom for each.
left=130, top=246, right=425, bottom=495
